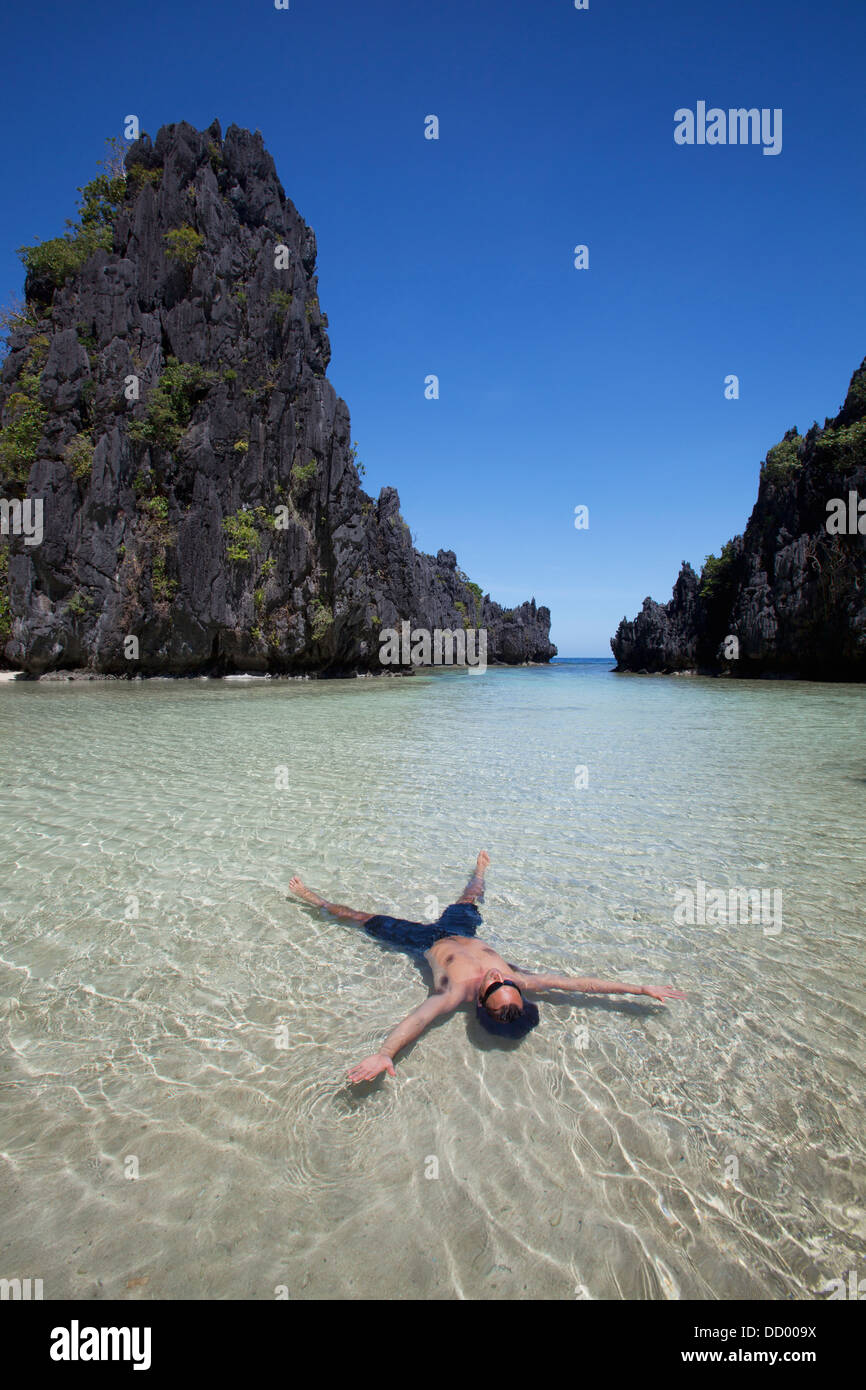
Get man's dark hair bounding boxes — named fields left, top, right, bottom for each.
left=475, top=1000, right=540, bottom=1039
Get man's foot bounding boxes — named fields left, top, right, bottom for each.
left=289, top=875, right=325, bottom=907
left=477, top=851, right=490, bottom=872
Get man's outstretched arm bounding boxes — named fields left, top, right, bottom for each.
left=347, top=990, right=462, bottom=1083
left=511, top=968, right=686, bottom=1003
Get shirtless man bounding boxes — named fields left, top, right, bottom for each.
left=288, top=851, right=685, bottom=1085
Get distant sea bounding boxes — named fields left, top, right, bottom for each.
left=1, top=659, right=864, bottom=1298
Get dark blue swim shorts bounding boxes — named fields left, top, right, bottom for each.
left=362, top=901, right=482, bottom=955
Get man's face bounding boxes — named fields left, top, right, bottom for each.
left=479, top=969, right=523, bottom=1020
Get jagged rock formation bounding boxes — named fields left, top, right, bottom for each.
left=0, top=120, right=554, bottom=675
left=611, top=358, right=866, bottom=679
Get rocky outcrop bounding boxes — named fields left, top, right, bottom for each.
left=611, top=358, right=866, bottom=679
left=0, top=120, right=555, bottom=675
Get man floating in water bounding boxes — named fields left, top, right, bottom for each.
left=289, top=851, right=686, bottom=1084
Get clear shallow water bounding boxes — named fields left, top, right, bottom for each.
left=0, top=659, right=864, bottom=1300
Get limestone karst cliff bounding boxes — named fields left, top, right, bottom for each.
left=0, top=120, right=555, bottom=675
left=611, top=357, right=866, bottom=679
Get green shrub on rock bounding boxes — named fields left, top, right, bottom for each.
left=65, top=431, right=94, bottom=481
left=0, top=336, right=48, bottom=484
left=18, top=173, right=125, bottom=293
left=762, top=431, right=802, bottom=482
left=126, top=164, right=162, bottom=193
left=163, top=225, right=204, bottom=270
left=223, top=509, right=261, bottom=562
left=151, top=553, right=177, bottom=603
left=291, top=458, right=317, bottom=486
left=815, top=419, right=866, bottom=472
left=700, top=541, right=737, bottom=602
left=310, top=599, right=333, bottom=642
left=128, top=358, right=214, bottom=451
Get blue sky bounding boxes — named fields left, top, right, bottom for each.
left=1, top=0, right=864, bottom=655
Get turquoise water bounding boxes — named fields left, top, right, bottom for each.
left=1, top=660, right=864, bottom=1299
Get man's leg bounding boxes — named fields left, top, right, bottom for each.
left=289, top=875, right=374, bottom=924
left=456, top=850, right=490, bottom=904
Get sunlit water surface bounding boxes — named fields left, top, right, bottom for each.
left=1, top=660, right=864, bottom=1300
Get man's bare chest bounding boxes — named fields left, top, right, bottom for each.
left=425, top=936, right=509, bottom=988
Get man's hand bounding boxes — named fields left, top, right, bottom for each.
left=642, top=985, right=686, bottom=1003
left=347, top=1052, right=396, bottom=1084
